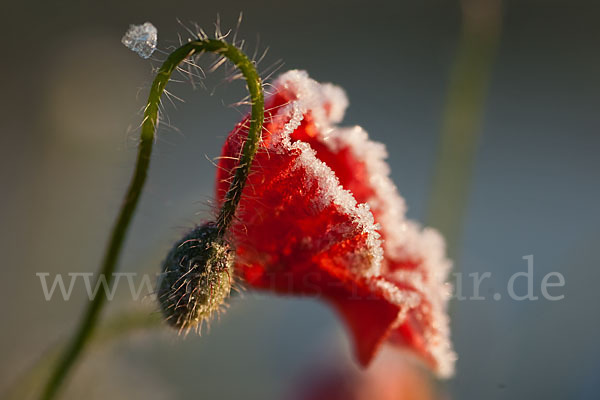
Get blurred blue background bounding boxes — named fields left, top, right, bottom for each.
left=1, top=0, right=599, bottom=398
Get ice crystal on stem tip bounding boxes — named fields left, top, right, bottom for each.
left=216, top=70, right=456, bottom=377
left=121, top=22, right=157, bottom=59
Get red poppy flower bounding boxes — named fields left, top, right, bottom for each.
left=216, top=70, right=456, bottom=377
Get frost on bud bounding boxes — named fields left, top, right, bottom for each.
left=157, top=223, right=234, bottom=332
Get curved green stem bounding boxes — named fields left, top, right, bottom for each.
left=212, top=46, right=264, bottom=232
left=41, top=38, right=264, bottom=400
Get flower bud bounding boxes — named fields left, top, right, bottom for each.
left=157, top=223, right=234, bottom=332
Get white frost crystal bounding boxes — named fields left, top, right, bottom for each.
left=121, top=22, right=157, bottom=59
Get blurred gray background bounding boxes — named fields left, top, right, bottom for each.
left=1, top=0, right=599, bottom=399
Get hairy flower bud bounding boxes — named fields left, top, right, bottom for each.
left=157, top=223, right=234, bottom=332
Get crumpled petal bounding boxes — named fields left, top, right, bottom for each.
left=216, top=70, right=455, bottom=377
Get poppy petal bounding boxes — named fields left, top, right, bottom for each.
left=215, top=70, right=455, bottom=376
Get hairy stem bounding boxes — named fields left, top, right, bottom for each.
left=41, top=38, right=264, bottom=400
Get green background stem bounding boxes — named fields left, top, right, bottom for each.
left=5, top=308, right=161, bottom=400
left=426, top=0, right=502, bottom=261
left=40, top=38, right=264, bottom=400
